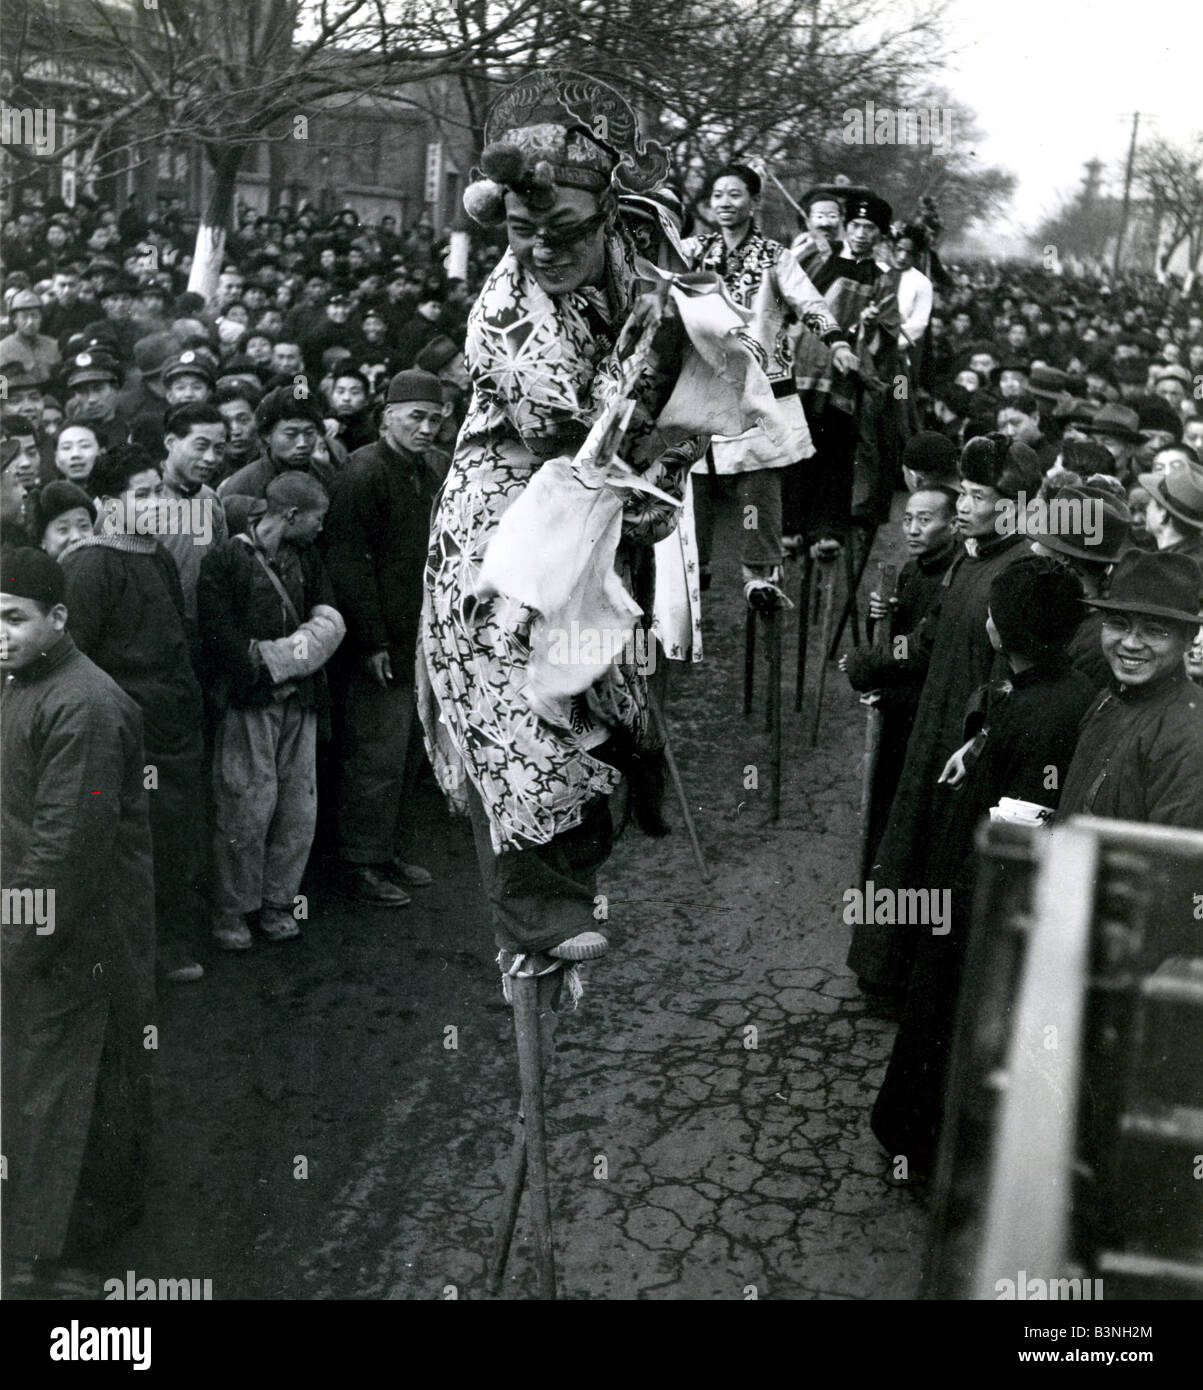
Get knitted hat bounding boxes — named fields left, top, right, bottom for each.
left=989, top=555, right=1085, bottom=659
left=386, top=369, right=443, bottom=405
left=0, top=545, right=66, bottom=605
left=903, top=430, right=959, bottom=488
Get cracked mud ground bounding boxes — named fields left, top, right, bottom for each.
left=106, top=496, right=924, bottom=1300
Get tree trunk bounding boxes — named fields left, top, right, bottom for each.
left=188, top=147, right=243, bottom=309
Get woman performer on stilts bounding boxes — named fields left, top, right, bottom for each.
left=681, top=163, right=859, bottom=613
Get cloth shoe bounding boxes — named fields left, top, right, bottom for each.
left=547, top=931, right=609, bottom=961
left=342, top=864, right=411, bottom=907
left=163, top=961, right=204, bottom=982
left=384, top=859, right=433, bottom=887
left=213, top=916, right=254, bottom=951
left=259, top=906, right=301, bottom=942
left=742, top=564, right=794, bottom=613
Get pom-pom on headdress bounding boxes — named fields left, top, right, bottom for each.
left=463, top=69, right=671, bottom=226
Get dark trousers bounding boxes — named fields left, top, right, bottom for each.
left=147, top=740, right=206, bottom=969
left=870, top=904, right=969, bottom=1176
left=466, top=781, right=614, bottom=954
left=783, top=402, right=858, bottom=543
left=692, top=466, right=788, bottom=571
left=854, top=383, right=912, bottom=528
left=333, top=671, right=422, bottom=864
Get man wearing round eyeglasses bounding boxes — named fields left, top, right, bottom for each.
left=217, top=385, right=338, bottom=502
left=1057, top=550, right=1203, bottom=828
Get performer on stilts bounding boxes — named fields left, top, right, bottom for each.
left=681, top=164, right=858, bottom=613
left=418, top=71, right=774, bottom=967
left=788, top=184, right=901, bottom=569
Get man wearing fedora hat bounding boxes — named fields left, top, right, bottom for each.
left=1057, top=550, right=1203, bottom=828
left=1029, top=483, right=1133, bottom=691
left=1138, top=456, right=1203, bottom=572
left=1080, top=402, right=1143, bottom=478
left=116, top=331, right=179, bottom=438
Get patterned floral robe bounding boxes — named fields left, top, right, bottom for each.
left=418, top=229, right=706, bottom=853
left=680, top=224, right=846, bottom=474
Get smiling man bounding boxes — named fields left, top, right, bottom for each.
left=1058, top=551, right=1203, bottom=827
left=159, top=403, right=229, bottom=633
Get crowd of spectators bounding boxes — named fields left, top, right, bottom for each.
left=1, top=193, right=503, bottom=987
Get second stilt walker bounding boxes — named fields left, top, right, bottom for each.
left=682, top=164, right=857, bottom=612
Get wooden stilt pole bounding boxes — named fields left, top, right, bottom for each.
left=488, top=1117, right=528, bottom=1295
left=829, top=526, right=878, bottom=657
left=766, top=608, right=782, bottom=820
left=794, top=550, right=815, bottom=712
left=647, top=690, right=711, bottom=884
left=511, top=971, right=556, bottom=1299
left=808, top=552, right=839, bottom=748
left=743, top=604, right=756, bottom=716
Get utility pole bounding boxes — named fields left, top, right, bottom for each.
left=1113, top=111, right=1141, bottom=275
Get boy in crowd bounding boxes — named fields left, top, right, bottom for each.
left=30, top=480, right=95, bottom=561
left=0, top=548, right=156, bottom=1299
left=199, top=473, right=343, bottom=949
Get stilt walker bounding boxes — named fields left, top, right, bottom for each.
left=680, top=159, right=855, bottom=761
left=417, top=70, right=785, bottom=1298
left=790, top=183, right=900, bottom=671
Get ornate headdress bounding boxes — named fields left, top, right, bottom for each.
left=463, top=69, right=670, bottom=225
